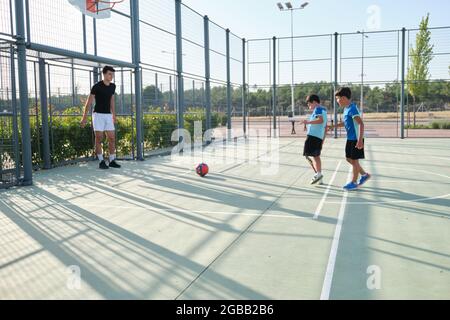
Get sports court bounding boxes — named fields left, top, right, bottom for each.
left=1, top=0, right=450, bottom=301
left=1, top=137, right=449, bottom=299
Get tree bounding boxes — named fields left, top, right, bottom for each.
left=143, top=85, right=162, bottom=109
left=407, top=13, right=434, bottom=126
left=365, top=87, right=384, bottom=113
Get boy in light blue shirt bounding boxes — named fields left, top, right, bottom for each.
left=301, top=95, right=327, bottom=185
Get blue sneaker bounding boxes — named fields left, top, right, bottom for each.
left=343, top=182, right=358, bottom=190
left=358, top=173, right=371, bottom=186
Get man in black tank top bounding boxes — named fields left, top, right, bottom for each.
left=81, top=66, right=121, bottom=169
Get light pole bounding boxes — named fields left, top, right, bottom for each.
left=277, top=1, right=309, bottom=117
left=357, top=30, right=369, bottom=116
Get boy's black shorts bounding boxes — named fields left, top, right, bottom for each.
left=346, top=140, right=365, bottom=160
left=303, top=135, right=323, bottom=157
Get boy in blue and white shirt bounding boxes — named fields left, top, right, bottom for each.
left=301, top=95, right=327, bottom=185
left=333, top=87, right=371, bottom=190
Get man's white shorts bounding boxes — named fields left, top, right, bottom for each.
left=92, top=113, right=115, bottom=132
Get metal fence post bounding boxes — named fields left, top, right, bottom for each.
left=10, top=46, right=20, bottom=182
left=204, top=15, right=212, bottom=132
left=47, top=64, right=55, bottom=162
left=14, top=0, right=33, bottom=185
left=272, top=36, right=277, bottom=134
left=242, top=38, right=247, bottom=137
left=175, top=0, right=184, bottom=142
left=82, top=14, right=87, bottom=54
left=24, top=0, right=30, bottom=42
left=334, top=32, right=339, bottom=139
left=92, top=18, right=102, bottom=83
left=131, top=0, right=143, bottom=160
left=201, top=82, right=205, bottom=109
left=39, top=58, right=51, bottom=169
left=93, top=68, right=99, bottom=85
left=155, top=72, right=160, bottom=110
left=226, top=28, right=232, bottom=138
left=120, top=68, right=125, bottom=114
left=192, top=79, right=195, bottom=107
left=71, top=60, right=76, bottom=106
left=169, top=75, right=174, bottom=111
left=400, top=27, right=406, bottom=140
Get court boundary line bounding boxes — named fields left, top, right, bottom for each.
left=320, top=167, right=353, bottom=300
left=5, top=199, right=314, bottom=221
left=313, top=161, right=342, bottom=220
left=323, top=164, right=450, bottom=205
left=174, top=166, right=309, bottom=300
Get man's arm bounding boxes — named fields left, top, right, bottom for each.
left=81, top=94, right=94, bottom=128
left=354, top=116, right=365, bottom=149
left=110, top=95, right=116, bottom=123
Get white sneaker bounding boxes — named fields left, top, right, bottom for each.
left=311, top=173, right=323, bottom=185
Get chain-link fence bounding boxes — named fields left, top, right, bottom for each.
left=0, top=41, right=20, bottom=188
left=248, top=28, right=450, bottom=138
left=0, top=0, right=245, bottom=188
left=0, top=0, right=449, bottom=188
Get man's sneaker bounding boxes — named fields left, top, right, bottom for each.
left=99, top=160, right=109, bottom=170
left=311, top=173, right=324, bottom=185
left=109, top=160, right=121, bottom=169
left=343, top=181, right=358, bottom=191
left=358, top=173, right=371, bottom=186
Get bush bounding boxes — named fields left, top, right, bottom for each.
left=143, top=114, right=177, bottom=150
left=2, top=108, right=230, bottom=167
left=405, top=122, right=450, bottom=130
left=431, top=122, right=440, bottom=129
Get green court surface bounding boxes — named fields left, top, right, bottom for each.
left=0, top=138, right=449, bottom=300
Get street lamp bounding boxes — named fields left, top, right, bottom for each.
left=277, top=2, right=309, bottom=117
left=357, top=30, right=369, bottom=116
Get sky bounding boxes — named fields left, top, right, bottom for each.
left=1, top=0, right=448, bottom=98
left=181, top=0, right=450, bottom=39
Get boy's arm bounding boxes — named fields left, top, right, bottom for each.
left=328, top=121, right=344, bottom=130
left=302, top=114, right=324, bottom=125
left=354, top=116, right=365, bottom=149
left=304, top=117, right=324, bottom=125
left=81, top=94, right=94, bottom=127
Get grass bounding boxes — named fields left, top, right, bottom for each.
left=405, top=121, right=450, bottom=130
left=362, top=111, right=450, bottom=120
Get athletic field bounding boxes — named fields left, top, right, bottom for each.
left=0, top=138, right=449, bottom=299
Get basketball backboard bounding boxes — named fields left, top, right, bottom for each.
left=68, top=0, right=123, bottom=19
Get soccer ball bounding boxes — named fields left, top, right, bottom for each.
left=196, top=163, right=209, bottom=177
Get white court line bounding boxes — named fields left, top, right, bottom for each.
left=320, top=167, right=353, bottom=300
left=430, top=156, right=450, bottom=161
left=313, top=161, right=342, bottom=220
left=6, top=199, right=310, bottom=221
left=367, top=180, right=440, bottom=184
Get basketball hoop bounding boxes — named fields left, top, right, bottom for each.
left=68, top=0, right=124, bottom=19
left=86, top=0, right=124, bottom=14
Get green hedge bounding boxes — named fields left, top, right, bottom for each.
left=405, top=121, right=450, bottom=130
left=1, top=108, right=228, bottom=167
